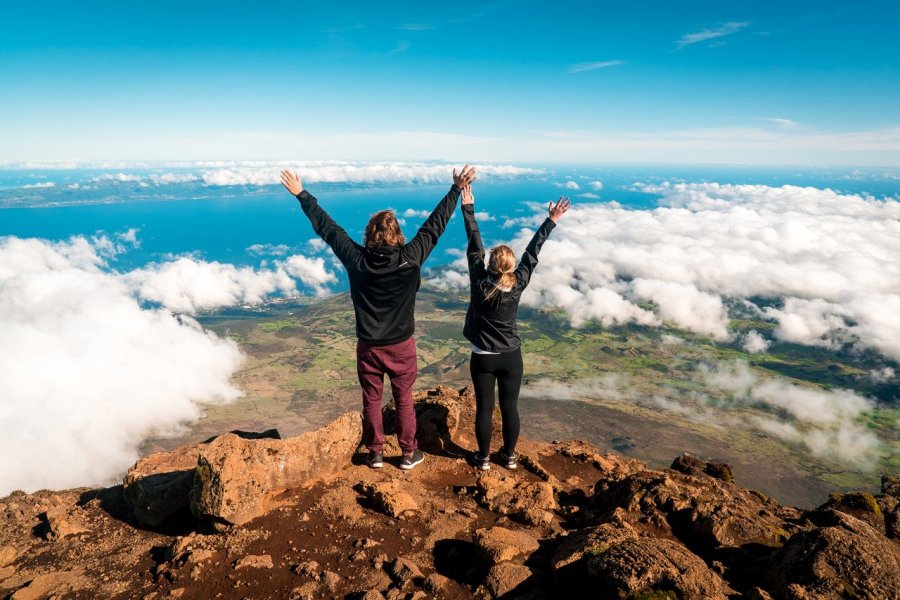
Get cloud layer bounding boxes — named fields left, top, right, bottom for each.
left=10, top=161, right=543, bottom=190
left=0, top=233, right=337, bottom=495
left=434, top=182, right=900, bottom=363
left=522, top=360, right=882, bottom=467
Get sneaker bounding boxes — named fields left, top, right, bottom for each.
left=499, top=448, right=517, bottom=470
left=399, top=449, right=425, bottom=471
left=473, top=452, right=491, bottom=471
left=365, top=450, right=384, bottom=469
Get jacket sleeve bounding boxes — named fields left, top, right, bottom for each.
left=462, top=204, right=487, bottom=281
left=296, top=190, right=360, bottom=265
left=404, top=185, right=461, bottom=265
left=514, top=218, right=557, bottom=290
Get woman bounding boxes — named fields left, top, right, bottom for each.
left=460, top=185, right=570, bottom=470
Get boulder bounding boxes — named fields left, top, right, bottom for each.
left=0, top=545, right=16, bottom=567
left=473, top=526, right=541, bottom=565
left=484, top=562, right=535, bottom=598
left=882, top=475, right=900, bottom=498
left=818, top=492, right=885, bottom=534
left=422, top=573, right=454, bottom=596
left=191, top=412, right=361, bottom=525
left=671, top=453, right=734, bottom=483
left=586, top=538, right=730, bottom=599
left=551, top=521, right=638, bottom=575
left=886, top=508, right=899, bottom=540
left=9, top=569, right=86, bottom=600
left=554, top=440, right=646, bottom=481
left=123, top=429, right=280, bottom=527
left=593, top=469, right=793, bottom=550
left=40, top=507, right=88, bottom=539
left=359, top=481, right=418, bottom=519
left=233, top=554, right=273, bottom=570
left=386, top=557, right=423, bottom=584
left=412, top=386, right=463, bottom=452
left=476, top=471, right=557, bottom=515
left=319, top=570, right=342, bottom=592
left=765, top=510, right=900, bottom=600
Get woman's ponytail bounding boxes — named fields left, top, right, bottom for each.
left=484, top=245, right=516, bottom=299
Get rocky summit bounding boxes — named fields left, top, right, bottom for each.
left=0, top=385, right=897, bottom=599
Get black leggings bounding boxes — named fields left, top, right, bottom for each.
left=470, top=348, right=523, bottom=456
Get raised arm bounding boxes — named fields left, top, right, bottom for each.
left=404, top=164, right=477, bottom=265
left=514, top=197, right=570, bottom=290
left=460, top=185, right=487, bottom=280
left=280, top=170, right=359, bottom=265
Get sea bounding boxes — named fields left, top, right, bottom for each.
left=2, top=163, right=897, bottom=278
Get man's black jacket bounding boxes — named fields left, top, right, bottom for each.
left=296, top=185, right=461, bottom=345
left=462, top=203, right=556, bottom=352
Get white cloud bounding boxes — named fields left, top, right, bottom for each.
left=22, top=181, right=56, bottom=189
left=869, top=367, right=895, bottom=383
left=196, top=162, right=541, bottom=187
left=676, top=21, right=751, bottom=48
left=403, top=208, right=431, bottom=218
left=0, top=235, right=246, bottom=495
left=0, top=230, right=345, bottom=494
left=768, top=117, right=799, bottom=128
left=22, top=162, right=539, bottom=190
left=556, top=181, right=580, bottom=190
left=589, top=180, right=604, bottom=190
left=742, top=330, right=770, bottom=353
left=701, top=361, right=881, bottom=466
left=632, top=278, right=729, bottom=340
left=117, top=228, right=140, bottom=246
left=578, top=192, right=600, bottom=199
left=122, top=258, right=300, bottom=313
left=247, top=243, right=292, bottom=256
left=434, top=182, right=900, bottom=362
left=278, top=255, right=338, bottom=296
left=474, top=211, right=495, bottom=222
left=567, top=60, right=624, bottom=74
left=521, top=374, right=630, bottom=402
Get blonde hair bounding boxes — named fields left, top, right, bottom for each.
left=485, top=245, right=516, bottom=299
left=364, top=210, right=406, bottom=248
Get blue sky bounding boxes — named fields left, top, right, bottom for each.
left=1, top=1, right=898, bottom=165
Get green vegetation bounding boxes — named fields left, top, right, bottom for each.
left=190, top=289, right=898, bottom=502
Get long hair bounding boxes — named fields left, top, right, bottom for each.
left=484, top=245, right=516, bottom=300
left=364, top=210, right=405, bottom=248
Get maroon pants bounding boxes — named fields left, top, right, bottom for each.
left=356, top=337, right=418, bottom=453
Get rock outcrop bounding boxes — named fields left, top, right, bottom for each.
left=123, top=429, right=280, bottom=527
left=191, top=412, right=362, bottom=525
left=0, top=385, right=896, bottom=600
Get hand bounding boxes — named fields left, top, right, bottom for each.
left=453, top=164, right=477, bottom=188
left=461, top=185, right=474, bottom=206
left=548, top=197, right=571, bottom=223
left=280, top=170, right=303, bottom=196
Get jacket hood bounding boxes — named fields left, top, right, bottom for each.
left=364, top=244, right=402, bottom=269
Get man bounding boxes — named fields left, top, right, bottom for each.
left=280, top=165, right=477, bottom=470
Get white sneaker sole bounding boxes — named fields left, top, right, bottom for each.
left=400, top=456, right=424, bottom=470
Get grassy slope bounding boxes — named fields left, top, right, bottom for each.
left=164, top=290, right=897, bottom=502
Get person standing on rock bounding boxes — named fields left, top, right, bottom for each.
left=460, top=185, right=570, bottom=470
left=280, top=166, right=477, bottom=471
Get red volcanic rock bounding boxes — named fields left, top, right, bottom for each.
left=765, top=510, right=900, bottom=600
left=472, top=526, right=540, bottom=565
left=586, top=537, right=731, bottom=599
left=191, top=412, right=361, bottom=526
